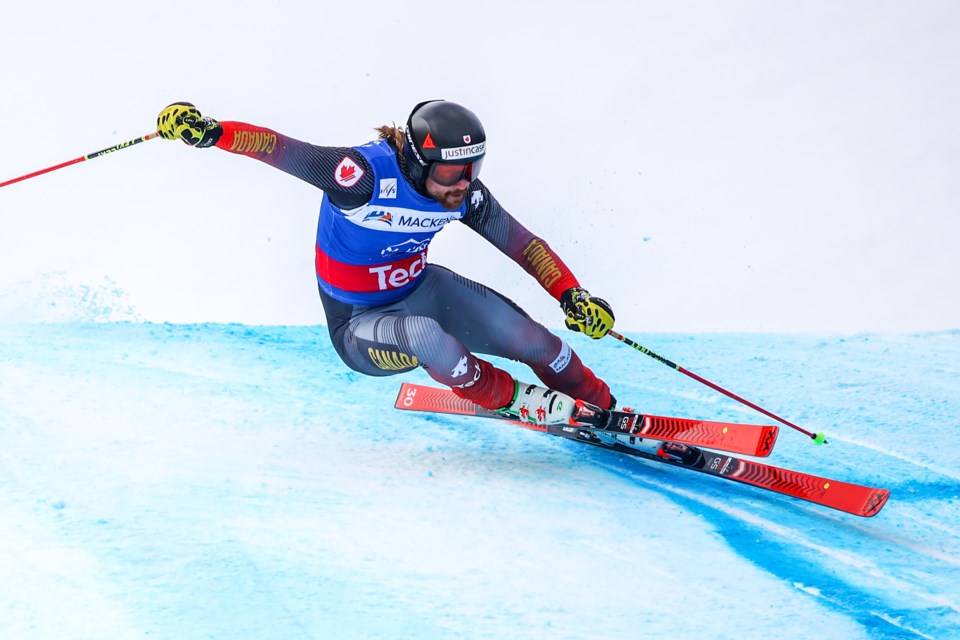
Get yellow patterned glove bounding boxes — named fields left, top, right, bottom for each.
left=560, top=287, right=615, bottom=339
left=157, top=102, right=222, bottom=147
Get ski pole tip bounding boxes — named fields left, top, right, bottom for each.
left=812, top=432, right=828, bottom=446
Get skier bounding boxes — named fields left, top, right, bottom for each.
left=157, top=100, right=616, bottom=424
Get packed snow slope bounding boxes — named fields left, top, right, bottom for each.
left=1, top=322, right=958, bottom=639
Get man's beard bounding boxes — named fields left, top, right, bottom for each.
left=434, top=189, right=466, bottom=210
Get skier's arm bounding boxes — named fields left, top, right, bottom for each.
left=460, top=181, right=579, bottom=299
left=157, top=102, right=374, bottom=206
left=461, top=181, right=615, bottom=338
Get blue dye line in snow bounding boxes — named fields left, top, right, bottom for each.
left=634, top=477, right=944, bottom=640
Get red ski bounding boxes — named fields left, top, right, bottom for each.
left=395, top=382, right=778, bottom=457
left=394, top=383, right=890, bottom=517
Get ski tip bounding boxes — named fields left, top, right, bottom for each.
left=754, top=426, right=779, bottom=457
left=812, top=432, right=828, bottom=446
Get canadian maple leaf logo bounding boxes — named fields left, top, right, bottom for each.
left=334, top=157, right=364, bottom=187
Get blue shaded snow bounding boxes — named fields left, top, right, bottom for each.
left=1, top=322, right=958, bottom=639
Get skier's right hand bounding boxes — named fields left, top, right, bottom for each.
left=157, top=102, right=222, bottom=148
left=560, top=287, right=615, bottom=339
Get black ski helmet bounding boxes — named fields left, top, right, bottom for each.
left=403, top=100, right=486, bottom=190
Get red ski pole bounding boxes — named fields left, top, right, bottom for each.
left=0, top=132, right=160, bottom=189
left=607, top=330, right=827, bottom=445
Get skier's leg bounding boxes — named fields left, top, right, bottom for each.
left=318, top=267, right=612, bottom=418
left=318, top=282, right=517, bottom=408
left=405, top=266, right=613, bottom=408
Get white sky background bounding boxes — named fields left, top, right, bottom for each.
left=1, top=0, right=957, bottom=332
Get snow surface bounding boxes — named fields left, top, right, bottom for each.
left=1, top=306, right=958, bottom=639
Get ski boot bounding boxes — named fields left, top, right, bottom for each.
left=497, top=381, right=576, bottom=425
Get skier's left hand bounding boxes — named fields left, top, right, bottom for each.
left=560, top=287, right=615, bottom=339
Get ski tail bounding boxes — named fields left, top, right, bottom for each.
left=395, top=382, right=548, bottom=432
left=395, top=383, right=779, bottom=457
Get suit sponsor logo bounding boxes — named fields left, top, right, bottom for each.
left=381, top=238, right=431, bottom=257
left=315, top=245, right=429, bottom=295
left=452, top=356, right=469, bottom=378
left=368, top=253, right=427, bottom=290
left=397, top=214, right=457, bottom=229
left=363, top=210, right=393, bottom=225
left=452, top=360, right=482, bottom=388
left=549, top=341, right=572, bottom=373
left=378, top=178, right=398, bottom=199
left=347, top=205, right=460, bottom=231
left=441, top=141, right=485, bottom=161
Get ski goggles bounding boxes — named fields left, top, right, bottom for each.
left=427, top=158, right=484, bottom=187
